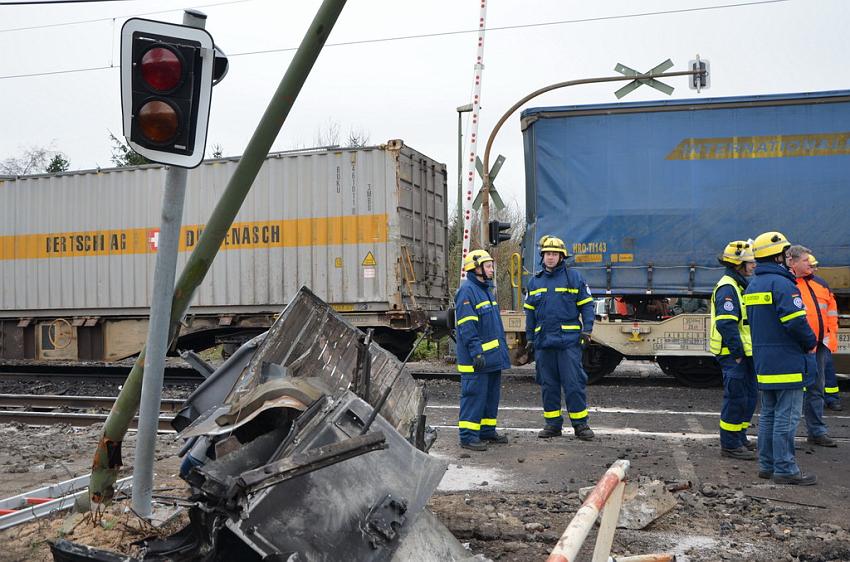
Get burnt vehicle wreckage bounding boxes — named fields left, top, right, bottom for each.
left=52, top=288, right=474, bottom=561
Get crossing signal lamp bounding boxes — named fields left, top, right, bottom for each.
left=121, top=19, right=215, bottom=168
left=488, top=220, right=512, bottom=246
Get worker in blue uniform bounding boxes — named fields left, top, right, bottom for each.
left=709, top=241, right=757, bottom=460
left=454, top=249, right=511, bottom=451
left=524, top=236, right=595, bottom=440
left=745, top=231, right=818, bottom=485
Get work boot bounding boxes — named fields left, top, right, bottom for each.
left=538, top=426, right=562, bottom=438
left=742, top=439, right=757, bottom=451
left=721, top=446, right=756, bottom=460
left=481, top=432, right=508, bottom=444
left=807, top=434, right=837, bottom=447
left=758, top=470, right=772, bottom=479
left=574, top=424, right=594, bottom=441
left=825, top=401, right=843, bottom=411
left=460, top=441, right=487, bottom=452
left=772, top=472, right=817, bottom=486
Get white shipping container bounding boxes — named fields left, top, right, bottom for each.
left=0, top=140, right=449, bottom=320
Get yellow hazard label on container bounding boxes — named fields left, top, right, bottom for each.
left=362, top=251, right=377, bottom=266
left=610, top=254, right=634, bottom=263
left=334, top=257, right=343, bottom=268
left=575, top=254, right=603, bottom=263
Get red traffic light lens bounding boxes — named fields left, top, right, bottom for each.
left=140, top=46, right=182, bottom=92
left=137, top=100, right=179, bottom=143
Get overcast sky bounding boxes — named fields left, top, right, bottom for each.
left=1, top=0, right=847, bottom=213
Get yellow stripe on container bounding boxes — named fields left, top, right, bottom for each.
left=0, top=213, right=389, bottom=261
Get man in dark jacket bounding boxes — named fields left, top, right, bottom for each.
left=524, top=236, right=595, bottom=441
left=745, top=231, right=818, bottom=485
left=455, top=249, right=511, bottom=451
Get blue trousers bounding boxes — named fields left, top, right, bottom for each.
left=758, top=388, right=804, bottom=477
left=535, top=346, right=588, bottom=429
left=458, top=370, right=502, bottom=444
left=824, top=349, right=840, bottom=405
left=718, top=356, right=756, bottom=449
left=803, top=344, right=828, bottom=438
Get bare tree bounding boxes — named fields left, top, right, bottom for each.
left=1, top=145, right=52, bottom=175
left=313, top=119, right=341, bottom=147
left=346, top=126, right=370, bottom=148
left=210, top=143, right=224, bottom=159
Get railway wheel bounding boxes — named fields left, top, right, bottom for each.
left=582, top=345, right=623, bottom=385
left=657, top=356, right=721, bottom=388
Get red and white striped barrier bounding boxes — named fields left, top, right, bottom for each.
left=459, top=0, right=487, bottom=280
left=547, top=459, right=630, bottom=562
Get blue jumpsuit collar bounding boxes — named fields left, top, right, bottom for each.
left=755, top=261, right=795, bottom=282
left=468, top=274, right=493, bottom=290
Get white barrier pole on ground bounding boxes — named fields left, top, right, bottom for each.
left=547, top=459, right=630, bottom=562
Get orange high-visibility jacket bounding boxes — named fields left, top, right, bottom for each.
left=796, top=275, right=838, bottom=352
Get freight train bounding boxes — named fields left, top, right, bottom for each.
left=0, top=140, right=450, bottom=362
left=515, top=90, right=850, bottom=386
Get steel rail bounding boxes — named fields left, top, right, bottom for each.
left=0, top=394, right=184, bottom=413
left=0, top=410, right=174, bottom=431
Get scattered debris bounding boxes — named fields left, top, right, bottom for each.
left=51, top=288, right=472, bottom=561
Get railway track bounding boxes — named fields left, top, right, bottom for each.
left=0, top=364, right=204, bottom=386
left=0, top=394, right=177, bottom=431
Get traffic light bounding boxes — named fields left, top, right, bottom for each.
left=488, top=220, right=511, bottom=246
left=120, top=19, right=215, bottom=168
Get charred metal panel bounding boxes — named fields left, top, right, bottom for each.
left=219, top=392, right=446, bottom=560
left=222, top=287, right=425, bottom=437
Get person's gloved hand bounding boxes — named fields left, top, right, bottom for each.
left=580, top=332, right=592, bottom=348
left=473, top=354, right=486, bottom=371
left=524, top=341, right=534, bottom=356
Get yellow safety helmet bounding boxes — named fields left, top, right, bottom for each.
left=752, top=231, right=791, bottom=259
left=462, top=249, right=494, bottom=272
left=539, top=235, right=569, bottom=257
left=720, top=240, right=754, bottom=265
left=809, top=254, right=819, bottom=267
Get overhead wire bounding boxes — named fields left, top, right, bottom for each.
left=0, top=0, right=793, bottom=81
left=0, top=0, right=256, bottom=33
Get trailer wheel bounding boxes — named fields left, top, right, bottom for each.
left=583, top=345, right=623, bottom=384
left=657, top=356, right=721, bottom=387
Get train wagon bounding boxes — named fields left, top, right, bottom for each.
left=0, top=139, right=449, bottom=361
left=517, top=90, right=850, bottom=386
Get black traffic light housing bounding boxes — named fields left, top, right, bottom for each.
left=121, top=19, right=215, bottom=168
left=488, top=220, right=511, bottom=246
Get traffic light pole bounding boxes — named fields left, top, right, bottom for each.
left=130, top=10, right=203, bottom=519
left=479, top=68, right=706, bottom=249
left=86, top=0, right=348, bottom=512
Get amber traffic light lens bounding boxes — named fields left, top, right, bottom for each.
left=137, top=100, right=179, bottom=143
left=140, top=46, right=182, bottom=92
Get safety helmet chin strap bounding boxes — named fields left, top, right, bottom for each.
left=476, top=265, right=492, bottom=281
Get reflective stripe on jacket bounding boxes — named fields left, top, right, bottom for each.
left=454, top=275, right=511, bottom=373
left=744, top=262, right=817, bottom=390
left=709, top=271, right=752, bottom=357
left=524, top=262, right=594, bottom=350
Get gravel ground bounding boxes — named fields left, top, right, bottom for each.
left=0, top=360, right=848, bottom=561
